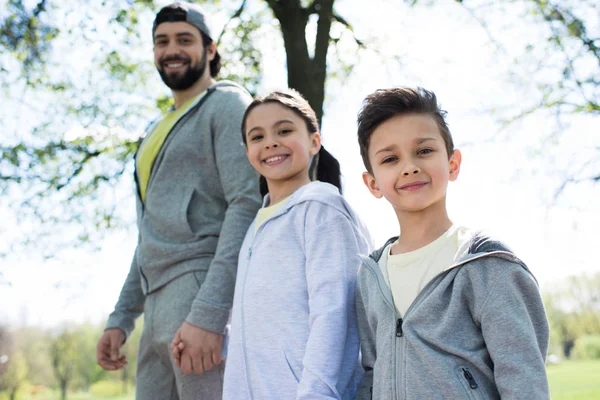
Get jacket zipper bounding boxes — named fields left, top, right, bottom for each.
left=361, top=248, right=527, bottom=400
left=396, top=318, right=403, bottom=337
left=359, top=257, right=404, bottom=400
left=240, top=211, right=289, bottom=400
left=134, top=87, right=216, bottom=212
left=132, top=89, right=216, bottom=292
left=462, top=368, right=479, bottom=389
left=395, top=317, right=404, bottom=400
left=240, top=234, right=255, bottom=399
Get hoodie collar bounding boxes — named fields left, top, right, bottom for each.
left=370, top=230, right=524, bottom=268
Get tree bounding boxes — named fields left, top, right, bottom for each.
left=0, top=325, right=15, bottom=394
left=14, top=326, right=55, bottom=388
left=0, top=326, right=29, bottom=400
left=0, top=0, right=364, bottom=259
left=0, top=326, right=10, bottom=382
left=117, top=318, right=143, bottom=393
left=0, top=322, right=136, bottom=397
left=543, top=272, right=600, bottom=358
left=50, top=330, right=79, bottom=400
left=72, top=324, right=109, bottom=391
left=0, top=0, right=597, bottom=258
left=528, top=0, right=599, bottom=195
left=0, top=352, right=28, bottom=400
left=458, top=0, right=599, bottom=197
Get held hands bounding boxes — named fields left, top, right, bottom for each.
left=171, top=322, right=223, bottom=375
left=96, top=328, right=128, bottom=370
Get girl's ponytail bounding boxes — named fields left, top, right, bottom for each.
left=314, top=146, right=342, bottom=193
left=260, top=145, right=341, bottom=197
left=259, top=176, right=269, bottom=197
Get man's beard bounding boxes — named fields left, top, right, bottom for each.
left=158, top=47, right=208, bottom=91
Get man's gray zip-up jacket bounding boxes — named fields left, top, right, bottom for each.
left=356, top=232, right=550, bottom=399
left=106, top=82, right=261, bottom=337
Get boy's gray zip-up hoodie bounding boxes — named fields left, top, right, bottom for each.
left=356, top=232, right=550, bottom=400
left=106, top=81, right=261, bottom=337
left=223, top=181, right=373, bottom=400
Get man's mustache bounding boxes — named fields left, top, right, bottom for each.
left=160, top=56, right=191, bottom=66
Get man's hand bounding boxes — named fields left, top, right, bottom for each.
left=172, top=322, right=223, bottom=375
left=96, top=328, right=128, bottom=370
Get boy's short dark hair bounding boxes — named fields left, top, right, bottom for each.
left=357, top=87, right=454, bottom=172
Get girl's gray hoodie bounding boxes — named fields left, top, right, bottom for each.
left=356, top=232, right=550, bottom=400
left=223, top=181, right=373, bottom=400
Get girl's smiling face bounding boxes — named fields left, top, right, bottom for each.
left=244, top=102, right=321, bottom=197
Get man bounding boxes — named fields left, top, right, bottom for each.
left=95, top=2, right=261, bottom=399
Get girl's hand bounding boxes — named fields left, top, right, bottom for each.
left=172, top=322, right=223, bottom=375
left=171, top=339, right=185, bottom=367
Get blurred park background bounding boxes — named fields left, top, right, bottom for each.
left=1, top=0, right=599, bottom=399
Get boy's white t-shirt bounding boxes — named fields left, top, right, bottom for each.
left=378, top=224, right=472, bottom=316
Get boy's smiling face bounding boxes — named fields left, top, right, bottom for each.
left=362, top=113, right=461, bottom=216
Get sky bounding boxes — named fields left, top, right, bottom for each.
left=0, top=0, right=598, bottom=328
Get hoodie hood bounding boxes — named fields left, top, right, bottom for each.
left=262, top=181, right=374, bottom=250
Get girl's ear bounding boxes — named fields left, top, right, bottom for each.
left=362, top=171, right=383, bottom=199
left=309, top=132, right=322, bottom=156
left=448, top=149, right=462, bottom=181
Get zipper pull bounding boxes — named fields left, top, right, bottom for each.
left=395, top=318, right=403, bottom=337
left=248, top=247, right=252, bottom=259
left=462, top=368, right=478, bottom=389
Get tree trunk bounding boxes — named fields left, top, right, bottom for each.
left=268, top=0, right=335, bottom=125
left=563, top=339, right=575, bottom=358
left=122, top=364, right=129, bottom=394
left=61, top=379, right=68, bottom=400
left=310, top=0, right=334, bottom=125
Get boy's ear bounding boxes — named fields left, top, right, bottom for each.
left=448, top=149, right=462, bottom=181
left=362, top=171, right=383, bottom=199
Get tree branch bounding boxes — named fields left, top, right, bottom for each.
left=534, top=0, right=600, bottom=66
left=54, top=149, right=101, bottom=191
left=32, top=0, right=48, bottom=17
left=457, top=2, right=507, bottom=56
left=0, top=175, right=21, bottom=182
left=217, top=0, right=248, bottom=46
left=332, top=13, right=364, bottom=47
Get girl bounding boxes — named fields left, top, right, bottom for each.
left=223, top=90, right=372, bottom=399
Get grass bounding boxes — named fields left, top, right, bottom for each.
left=3, top=359, right=599, bottom=399
left=68, top=395, right=134, bottom=400
left=0, top=390, right=134, bottom=400
left=547, top=359, right=600, bottom=400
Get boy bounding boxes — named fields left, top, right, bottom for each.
left=355, top=87, right=550, bottom=399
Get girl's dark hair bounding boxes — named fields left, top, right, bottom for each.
left=241, top=90, right=342, bottom=197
